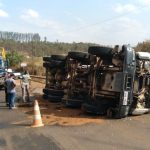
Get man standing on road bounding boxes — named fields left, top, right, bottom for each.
left=20, top=70, right=31, bottom=103
left=5, top=73, right=17, bottom=109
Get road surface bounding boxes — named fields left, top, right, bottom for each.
left=0, top=81, right=150, bottom=150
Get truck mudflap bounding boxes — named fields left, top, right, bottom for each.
left=116, top=45, right=136, bottom=118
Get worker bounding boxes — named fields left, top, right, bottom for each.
left=20, top=70, right=31, bottom=102
left=5, top=73, right=17, bottom=109
left=4, top=69, right=13, bottom=106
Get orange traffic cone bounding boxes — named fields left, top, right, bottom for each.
left=31, top=100, right=44, bottom=127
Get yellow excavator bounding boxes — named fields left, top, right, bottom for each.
left=0, top=47, right=6, bottom=59
left=0, top=47, right=7, bottom=88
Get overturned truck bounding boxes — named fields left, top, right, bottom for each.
left=82, top=45, right=150, bottom=118
left=43, top=54, right=67, bottom=102
left=43, top=45, right=150, bottom=119
left=62, top=51, right=96, bottom=107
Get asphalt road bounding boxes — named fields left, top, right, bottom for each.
left=0, top=84, right=150, bottom=150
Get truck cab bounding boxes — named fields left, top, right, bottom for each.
left=82, top=45, right=150, bottom=118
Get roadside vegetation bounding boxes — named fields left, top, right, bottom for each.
left=0, top=31, right=150, bottom=75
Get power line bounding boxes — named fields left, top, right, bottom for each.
left=64, top=4, right=150, bottom=34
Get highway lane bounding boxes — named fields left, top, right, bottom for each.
left=0, top=86, right=63, bottom=150
left=0, top=82, right=150, bottom=150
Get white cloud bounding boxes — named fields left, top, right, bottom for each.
left=27, top=9, right=39, bottom=18
left=64, top=11, right=86, bottom=25
left=35, top=19, right=66, bottom=36
left=21, top=10, right=81, bottom=38
left=23, top=16, right=62, bottom=30
left=114, top=17, right=145, bottom=36
left=21, top=9, right=39, bottom=20
left=21, top=13, right=65, bottom=37
left=138, top=0, right=150, bottom=5
left=21, top=9, right=64, bottom=36
left=96, top=17, right=146, bottom=45
left=56, top=16, right=147, bottom=46
left=18, top=7, right=147, bottom=45
left=3, top=14, right=147, bottom=45
left=113, top=3, right=138, bottom=14
left=0, top=9, right=8, bottom=17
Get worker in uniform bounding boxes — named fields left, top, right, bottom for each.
left=20, top=70, right=31, bottom=102
left=5, top=73, right=17, bottom=109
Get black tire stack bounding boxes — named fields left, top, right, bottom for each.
left=43, top=55, right=67, bottom=102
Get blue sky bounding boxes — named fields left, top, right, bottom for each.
left=0, top=0, right=150, bottom=46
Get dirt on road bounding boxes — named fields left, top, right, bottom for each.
left=18, top=80, right=104, bottom=126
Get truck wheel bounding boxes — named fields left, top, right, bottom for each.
left=82, top=103, right=101, bottom=114
left=51, top=55, right=67, bottom=61
left=43, top=62, right=56, bottom=68
left=43, top=88, right=64, bottom=96
left=68, top=51, right=90, bottom=63
left=43, top=62, right=48, bottom=68
left=64, top=98, right=83, bottom=108
left=51, top=60, right=65, bottom=67
left=47, top=95, right=62, bottom=103
left=43, top=94, right=48, bottom=99
left=43, top=60, right=65, bottom=68
left=88, top=46, right=113, bottom=57
left=43, top=56, right=51, bottom=62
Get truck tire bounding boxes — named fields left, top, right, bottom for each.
left=43, top=62, right=56, bottom=68
left=47, top=95, right=62, bottom=103
left=43, top=94, right=48, bottom=99
left=43, top=60, right=65, bottom=68
left=88, top=46, right=113, bottom=57
left=68, top=51, right=90, bottom=63
left=43, top=88, right=64, bottom=96
left=43, top=56, right=51, bottom=62
left=63, top=98, right=83, bottom=108
left=51, top=55, right=67, bottom=61
left=82, top=103, right=101, bottom=115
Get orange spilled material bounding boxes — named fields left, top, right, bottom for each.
left=31, top=100, right=44, bottom=127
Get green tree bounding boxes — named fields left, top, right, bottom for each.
left=6, top=51, right=25, bottom=67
